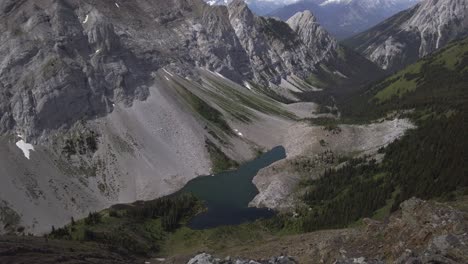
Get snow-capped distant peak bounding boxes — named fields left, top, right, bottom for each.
left=206, top=0, right=230, bottom=6
left=320, top=0, right=353, bottom=6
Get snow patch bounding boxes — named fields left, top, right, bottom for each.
left=94, top=49, right=101, bottom=54
left=164, top=76, right=170, bottom=81
left=244, top=81, right=253, bottom=91
left=16, top=139, right=34, bottom=160
left=320, top=0, right=353, bottom=6
left=115, top=2, right=120, bottom=8
left=233, top=128, right=243, bottom=137
left=333, top=70, right=348, bottom=78
left=163, top=69, right=174, bottom=77
left=215, top=72, right=228, bottom=80
left=82, top=15, right=89, bottom=24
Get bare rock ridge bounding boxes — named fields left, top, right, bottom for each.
left=286, top=10, right=338, bottom=63
left=345, top=0, right=468, bottom=71
left=227, top=0, right=336, bottom=85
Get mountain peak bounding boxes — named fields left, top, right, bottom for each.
left=287, top=9, right=337, bottom=63
left=288, top=10, right=318, bottom=23
left=228, top=0, right=248, bottom=9
left=228, top=0, right=254, bottom=19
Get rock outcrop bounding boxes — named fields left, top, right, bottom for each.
left=287, top=10, right=338, bottom=63
left=191, top=198, right=468, bottom=263
left=187, top=253, right=298, bottom=264
left=345, top=0, right=468, bottom=71
left=228, top=0, right=319, bottom=85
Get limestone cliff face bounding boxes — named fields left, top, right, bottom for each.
left=0, top=0, right=342, bottom=139
left=287, top=10, right=338, bottom=63
left=346, top=0, right=468, bottom=71
left=228, top=0, right=317, bottom=86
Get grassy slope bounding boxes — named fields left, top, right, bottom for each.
left=340, top=37, right=468, bottom=121
left=305, top=45, right=384, bottom=91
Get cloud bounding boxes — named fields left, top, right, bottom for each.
left=246, top=0, right=300, bottom=3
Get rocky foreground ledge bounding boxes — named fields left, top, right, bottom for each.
left=187, top=253, right=297, bottom=264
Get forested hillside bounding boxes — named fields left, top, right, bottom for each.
left=283, top=37, right=468, bottom=232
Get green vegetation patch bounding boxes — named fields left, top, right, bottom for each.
left=161, top=222, right=273, bottom=256
left=49, top=194, right=203, bottom=257
left=305, top=73, right=328, bottom=88
left=0, top=201, right=21, bottom=234
left=205, top=139, right=239, bottom=174
left=374, top=61, right=421, bottom=102
left=62, top=129, right=99, bottom=157
left=171, top=79, right=232, bottom=133
left=203, top=75, right=295, bottom=119
left=434, top=39, right=468, bottom=70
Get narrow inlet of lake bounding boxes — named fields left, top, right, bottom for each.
left=179, top=146, right=286, bottom=229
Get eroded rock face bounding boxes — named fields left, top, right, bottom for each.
left=228, top=0, right=323, bottom=86
left=0, top=0, right=341, bottom=139
left=355, top=198, right=468, bottom=264
left=347, top=0, right=468, bottom=71
left=287, top=10, right=338, bottom=64
left=0, top=0, right=151, bottom=139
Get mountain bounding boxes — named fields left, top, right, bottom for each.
left=269, top=0, right=421, bottom=39
left=205, top=0, right=294, bottom=15
left=0, top=0, right=380, bottom=234
left=344, top=0, right=468, bottom=71
left=1, top=36, right=466, bottom=264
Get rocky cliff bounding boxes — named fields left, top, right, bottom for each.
left=345, top=0, right=468, bottom=71
left=228, top=0, right=341, bottom=85
left=287, top=10, right=338, bottom=63
left=0, top=0, right=346, bottom=140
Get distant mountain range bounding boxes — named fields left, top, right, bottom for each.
left=269, top=0, right=421, bottom=39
